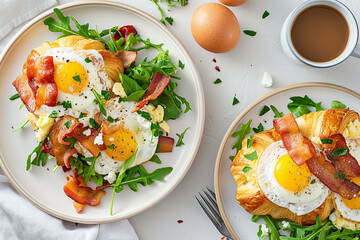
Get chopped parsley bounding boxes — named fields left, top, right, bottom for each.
left=107, top=116, right=114, bottom=123
left=84, top=57, right=92, bottom=63
left=176, top=127, right=189, bottom=147
left=331, top=100, right=346, bottom=109
left=259, top=105, right=270, bottom=116
left=92, top=89, right=107, bottom=116
left=247, top=135, right=254, bottom=148
left=331, top=148, right=348, bottom=158
left=232, top=96, right=240, bottom=105
left=49, top=111, right=58, bottom=118
left=253, top=123, right=264, bottom=133
left=165, top=17, right=173, bottom=25
left=64, top=120, right=72, bottom=128
left=244, top=151, right=258, bottom=161
left=214, top=78, right=222, bottom=84
left=10, top=93, right=20, bottom=100
left=262, top=10, right=270, bottom=19
left=101, top=90, right=111, bottom=101
left=107, top=144, right=115, bottom=149
left=340, top=173, right=347, bottom=179
left=310, top=179, right=316, bottom=184
left=79, top=112, right=85, bottom=118
left=137, top=111, right=152, bottom=121
left=178, top=60, right=185, bottom=69
left=244, top=30, right=256, bottom=36
left=89, top=118, right=100, bottom=130
left=231, top=120, right=252, bottom=153
left=72, top=75, right=81, bottom=83
left=59, top=101, right=72, bottom=109
left=242, top=166, right=252, bottom=173
left=321, top=138, right=333, bottom=144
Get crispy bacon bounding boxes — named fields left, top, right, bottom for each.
left=73, top=171, right=86, bottom=213
left=13, top=50, right=58, bottom=112
left=320, top=133, right=360, bottom=178
left=72, top=127, right=106, bottom=157
left=12, top=75, right=36, bottom=112
left=113, top=25, right=137, bottom=43
left=57, top=118, right=83, bottom=145
left=157, top=136, right=175, bottom=152
left=64, top=148, right=78, bottom=168
left=101, top=121, right=124, bottom=135
left=307, top=152, right=360, bottom=199
left=115, top=50, right=137, bottom=68
left=132, top=72, right=171, bottom=113
left=41, top=139, right=55, bottom=156
left=64, top=175, right=106, bottom=206
left=273, top=114, right=315, bottom=165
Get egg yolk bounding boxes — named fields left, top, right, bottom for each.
left=54, top=62, right=88, bottom=94
left=342, top=177, right=360, bottom=209
left=103, top=128, right=137, bottom=161
left=274, top=154, right=312, bottom=192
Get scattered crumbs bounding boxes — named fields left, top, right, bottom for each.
left=213, top=58, right=217, bottom=63
left=46, top=168, right=49, bottom=171
left=177, top=220, right=183, bottom=223
left=215, top=66, right=220, bottom=72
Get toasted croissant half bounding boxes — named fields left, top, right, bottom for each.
left=296, top=108, right=360, bottom=138
left=230, top=129, right=334, bottom=225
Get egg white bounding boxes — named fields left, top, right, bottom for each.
left=35, top=47, right=112, bottom=127
left=93, top=99, right=158, bottom=175
left=257, top=140, right=330, bottom=215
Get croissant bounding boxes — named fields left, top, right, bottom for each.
left=230, top=129, right=334, bottom=225
left=32, top=35, right=123, bottom=83
left=296, top=109, right=360, bottom=138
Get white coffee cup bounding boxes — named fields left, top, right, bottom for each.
left=281, top=0, right=360, bottom=68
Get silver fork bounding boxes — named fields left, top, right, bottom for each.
left=195, top=187, right=234, bottom=240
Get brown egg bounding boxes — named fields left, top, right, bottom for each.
left=218, top=0, right=248, bottom=7
left=191, top=3, right=240, bottom=53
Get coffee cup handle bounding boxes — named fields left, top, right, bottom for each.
left=351, top=43, right=360, bottom=58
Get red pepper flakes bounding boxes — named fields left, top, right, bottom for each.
left=46, top=168, right=49, bottom=171
left=11, top=126, right=14, bottom=129
left=213, top=58, right=217, bottom=63
left=177, top=220, right=183, bottom=223
left=221, top=237, right=225, bottom=240
left=215, top=66, right=220, bottom=72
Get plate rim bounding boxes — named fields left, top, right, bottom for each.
left=0, top=0, right=205, bottom=224
left=214, top=82, right=360, bottom=240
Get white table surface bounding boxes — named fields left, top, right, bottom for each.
left=2, top=0, right=360, bottom=239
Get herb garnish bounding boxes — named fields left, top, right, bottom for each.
left=242, top=166, right=252, bottom=173
left=244, top=30, right=257, bottom=36
left=331, top=100, right=346, bottom=109
left=72, top=75, right=81, bottom=83
left=233, top=96, right=240, bottom=105
left=331, top=148, right=348, bottom=158
left=320, top=138, right=333, bottom=144
left=244, top=151, right=257, bottom=161
left=253, top=123, right=264, bottom=133
left=231, top=120, right=252, bottom=153
left=26, top=140, right=47, bottom=171
left=85, top=57, right=92, bottom=63
left=176, top=127, right=189, bottom=147
left=107, top=116, right=114, bottom=123
left=287, top=95, right=323, bottom=117
left=49, top=111, right=58, bottom=118
left=10, top=93, right=20, bottom=100
left=150, top=155, right=161, bottom=164
left=247, top=135, right=254, bottom=148
left=178, top=60, right=185, bottom=69
left=262, top=10, right=270, bottom=19
left=92, top=89, right=107, bottom=116
left=107, top=144, right=115, bottom=149
left=64, top=120, right=72, bottom=129
left=165, top=17, right=173, bottom=25
left=259, top=105, right=270, bottom=116
left=214, top=78, right=222, bottom=84
left=12, top=120, right=29, bottom=132
left=270, top=105, right=283, bottom=118
left=89, top=118, right=100, bottom=130
left=149, top=0, right=188, bottom=25
left=137, top=111, right=152, bottom=121
left=58, top=101, right=72, bottom=109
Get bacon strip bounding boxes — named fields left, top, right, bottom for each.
left=320, top=133, right=360, bottom=178
left=57, top=118, right=83, bottom=145
left=41, top=140, right=55, bottom=157
left=72, top=127, right=106, bottom=157
left=273, top=114, right=315, bottom=165
left=115, top=50, right=137, bottom=68
left=73, top=170, right=86, bottom=214
left=12, top=75, right=36, bottom=112
left=101, top=122, right=124, bottom=135
left=113, top=25, right=137, bottom=43
left=64, top=175, right=106, bottom=206
left=64, top=148, right=78, bottom=168
left=307, top=152, right=360, bottom=199
left=132, top=72, right=171, bottom=113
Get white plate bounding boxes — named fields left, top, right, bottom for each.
left=214, top=83, right=360, bottom=240
left=0, top=1, right=204, bottom=223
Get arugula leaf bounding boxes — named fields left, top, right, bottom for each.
left=49, top=111, right=58, bottom=118
left=178, top=60, right=185, bottom=69
left=259, top=105, right=270, bottom=116
left=174, top=92, right=191, bottom=113
left=331, top=148, right=348, bottom=158
left=89, top=118, right=100, bottom=130
left=101, top=90, right=111, bottom=101
left=12, top=120, right=29, bottom=132
left=331, top=100, right=346, bottom=109
left=59, top=101, right=72, bottom=109
left=64, top=120, right=72, bottom=129
left=150, top=155, right=161, bottom=164
left=242, top=166, right=252, bottom=173
left=262, top=10, right=270, bottom=19
left=270, top=105, right=283, bottom=118
left=151, top=123, right=160, bottom=138
left=64, top=137, right=77, bottom=148
left=233, top=96, right=240, bottom=105
left=176, top=127, right=189, bottom=147
left=214, top=78, right=222, bottom=84
left=107, top=116, right=114, bottom=123
left=321, top=138, right=333, bottom=144
left=253, top=123, right=264, bottom=133
left=165, top=17, right=173, bottom=25
left=92, top=89, right=107, bottom=116
left=9, top=93, right=19, bottom=100
left=85, top=57, right=92, bottom=63
left=119, top=72, right=144, bottom=95
left=244, top=30, right=257, bottom=36
left=287, top=95, right=323, bottom=117
left=137, top=111, right=152, bottom=121
left=244, top=151, right=257, bottom=160
left=26, top=140, right=47, bottom=171
left=231, top=120, right=252, bottom=153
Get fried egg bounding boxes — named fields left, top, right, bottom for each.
left=76, top=99, right=158, bottom=177
left=35, top=47, right=112, bottom=127
left=257, top=140, right=330, bottom=215
left=330, top=137, right=360, bottom=226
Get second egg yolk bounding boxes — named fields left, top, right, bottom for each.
left=54, top=62, right=88, bottom=94
left=342, top=177, right=360, bottom=209
left=103, top=128, right=137, bottom=161
left=274, top=154, right=312, bottom=193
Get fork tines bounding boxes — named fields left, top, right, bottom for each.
left=195, top=187, right=223, bottom=227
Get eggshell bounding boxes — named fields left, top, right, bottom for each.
left=191, top=3, right=240, bottom=53
left=219, top=0, right=248, bottom=7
